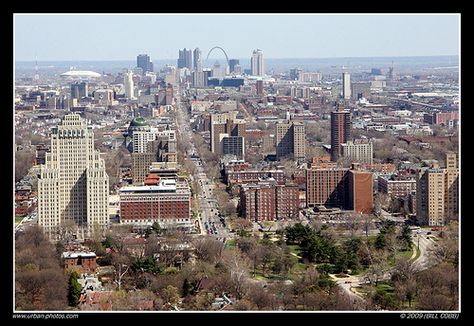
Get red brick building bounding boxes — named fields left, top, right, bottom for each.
left=347, top=169, right=373, bottom=214
left=239, top=180, right=299, bottom=221
left=306, top=165, right=373, bottom=213
left=119, top=179, right=192, bottom=230
left=62, top=251, right=97, bottom=274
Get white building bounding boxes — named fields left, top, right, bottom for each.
left=342, top=72, right=351, bottom=100
left=340, top=139, right=373, bottom=164
left=124, top=70, right=135, bottom=99
left=38, top=114, right=109, bottom=240
left=251, top=49, right=264, bottom=77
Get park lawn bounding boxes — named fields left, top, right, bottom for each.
left=15, top=216, right=23, bottom=224
left=225, top=239, right=236, bottom=248
left=397, top=247, right=414, bottom=259
left=287, top=244, right=304, bottom=256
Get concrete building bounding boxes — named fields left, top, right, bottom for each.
left=416, top=164, right=445, bottom=226
left=62, top=251, right=97, bottom=274
left=38, top=114, right=109, bottom=240
left=276, top=121, right=306, bottom=162
left=93, top=89, right=114, bottom=106
left=251, top=49, right=264, bottom=76
left=193, top=48, right=202, bottom=71
left=378, top=175, right=417, bottom=198
left=330, top=103, right=351, bottom=161
left=416, top=153, right=459, bottom=226
left=210, top=111, right=245, bottom=154
left=119, top=179, right=192, bottom=230
left=340, top=139, right=373, bottom=164
left=444, top=152, right=459, bottom=222
left=124, top=70, right=135, bottom=99
left=256, top=80, right=264, bottom=95
left=342, top=72, right=351, bottom=100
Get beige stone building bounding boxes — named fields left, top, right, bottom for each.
left=38, top=114, right=109, bottom=240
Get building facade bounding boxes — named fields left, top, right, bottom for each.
left=38, top=114, right=109, bottom=240
left=342, top=72, right=351, bottom=100
left=276, top=121, right=305, bottom=162
left=330, top=103, right=351, bottom=161
left=340, top=139, right=373, bottom=164
left=251, top=49, right=264, bottom=76
left=119, top=179, right=192, bottom=230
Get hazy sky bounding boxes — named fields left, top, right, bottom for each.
left=14, top=14, right=460, bottom=61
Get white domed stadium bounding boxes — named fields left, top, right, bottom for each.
left=60, top=70, right=101, bottom=78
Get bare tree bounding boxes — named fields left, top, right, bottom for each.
left=221, top=248, right=251, bottom=299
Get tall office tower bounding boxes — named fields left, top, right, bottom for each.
left=276, top=121, right=306, bottom=162
left=38, top=114, right=109, bottom=240
left=342, top=72, right=351, bottom=100
left=178, top=48, right=192, bottom=70
left=137, top=54, right=153, bottom=74
left=330, top=102, right=351, bottom=162
left=251, top=49, right=264, bottom=76
left=388, top=61, right=398, bottom=81
left=445, top=152, right=459, bottom=222
left=229, top=59, right=240, bottom=73
left=70, top=82, right=88, bottom=100
left=124, top=70, right=135, bottom=99
left=193, top=48, right=202, bottom=71
left=416, top=163, right=445, bottom=226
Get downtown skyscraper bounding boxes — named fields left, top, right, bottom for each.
left=38, top=114, right=109, bottom=240
left=137, top=54, right=154, bottom=74
left=178, top=48, right=192, bottom=70
left=251, top=49, right=264, bottom=76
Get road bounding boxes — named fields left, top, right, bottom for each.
left=175, top=89, right=229, bottom=242
left=412, top=228, right=436, bottom=270
left=15, top=210, right=38, bottom=234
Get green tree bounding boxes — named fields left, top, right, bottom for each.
left=67, top=271, right=82, bottom=307
left=399, top=225, right=413, bottom=250
left=182, top=278, right=193, bottom=297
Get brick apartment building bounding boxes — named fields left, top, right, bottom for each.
left=239, top=180, right=299, bottom=221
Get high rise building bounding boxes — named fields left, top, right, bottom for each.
left=239, top=180, right=299, bottom=221
left=178, top=48, right=192, bottom=70
left=306, top=164, right=372, bottom=213
left=445, top=153, right=459, bottom=222
left=251, top=49, right=264, bottom=76
left=256, top=80, right=264, bottom=95
left=415, top=155, right=459, bottom=226
left=193, top=48, right=202, bottom=71
left=342, top=72, right=351, bottom=100
left=70, top=82, right=88, bottom=100
left=38, top=114, right=109, bottom=240
left=124, top=70, right=135, bottom=99
left=221, top=135, right=245, bottom=160
left=330, top=103, right=351, bottom=161
left=210, top=111, right=245, bottom=154
left=340, top=139, right=373, bottom=164
left=347, top=168, right=373, bottom=214
left=137, top=54, right=153, bottom=75
left=229, top=59, right=240, bottom=74
left=276, top=121, right=306, bottom=162
left=416, top=163, right=445, bottom=226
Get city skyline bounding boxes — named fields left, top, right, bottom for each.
left=14, top=14, right=459, bottom=61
